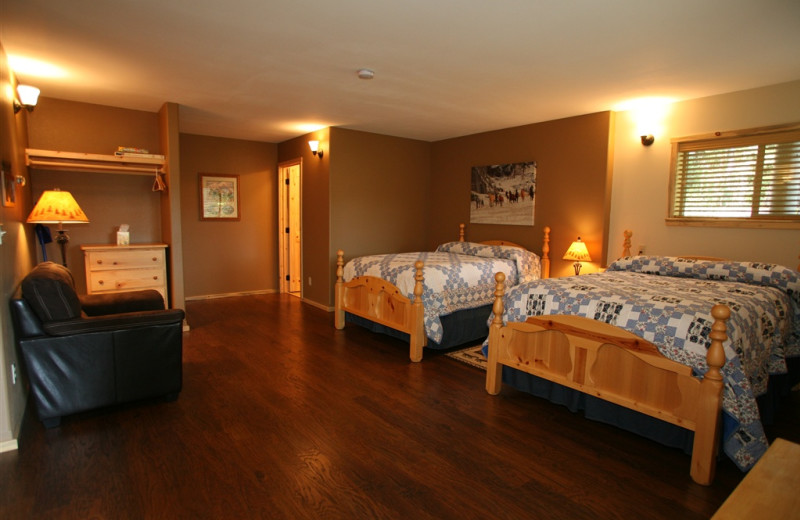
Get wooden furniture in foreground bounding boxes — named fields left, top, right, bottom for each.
left=82, top=244, right=169, bottom=306
left=711, top=438, right=800, bottom=519
left=485, top=270, right=730, bottom=485
left=335, top=225, right=551, bottom=362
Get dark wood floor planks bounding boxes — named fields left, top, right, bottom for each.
left=1, top=293, right=798, bottom=519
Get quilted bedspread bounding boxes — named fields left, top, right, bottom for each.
left=493, top=256, right=800, bottom=471
left=343, top=241, right=541, bottom=344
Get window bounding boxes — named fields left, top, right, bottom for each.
left=668, top=124, right=800, bottom=228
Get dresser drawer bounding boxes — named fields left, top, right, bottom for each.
left=87, top=267, right=165, bottom=293
left=86, top=248, right=164, bottom=270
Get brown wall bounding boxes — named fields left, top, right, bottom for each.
left=26, top=98, right=164, bottom=291
left=429, top=112, right=614, bottom=278
left=179, top=134, right=278, bottom=298
left=328, top=128, right=431, bottom=307
left=0, top=42, right=37, bottom=445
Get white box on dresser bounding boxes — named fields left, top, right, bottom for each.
left=81, top=244, right=169, bottom=307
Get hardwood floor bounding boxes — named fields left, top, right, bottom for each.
left=2, top=294, right=798, bottom=519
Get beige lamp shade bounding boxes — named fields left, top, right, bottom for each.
left=563, top=237, right=591, bottom=275
left=562, top=238, right=591, bottom=262
left=27, top=189, right=89, bottom=224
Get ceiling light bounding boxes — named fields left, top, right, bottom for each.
left=357, top=69, right=374, bottom=80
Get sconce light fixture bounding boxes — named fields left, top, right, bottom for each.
left=641, top=134, right=655, bottom=146
left=562, top=237, right=592, bottom=275
left=13, top=84, right=40, bottom=113
left=27, top=188, right=89, bottom=267
left=308, top=140, right=323, bottom=158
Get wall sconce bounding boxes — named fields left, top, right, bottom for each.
left=640, top=134, right=655, bottom=146
left=13, top=84, right=40, bottom=113
left=308, top=140, right=323, bottom=158
left=27, top=188, right=89, bottom=267
left=562, top=237, right=592, bottom=275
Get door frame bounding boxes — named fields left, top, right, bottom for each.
left=278, top=159, right=302, bottom=295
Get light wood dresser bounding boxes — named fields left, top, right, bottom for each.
left=711, top=437, right=800, bottom=519
left=81, top=244, right=169, bottom=306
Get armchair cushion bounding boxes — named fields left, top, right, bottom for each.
left=80, top=289, right=165, bottom=316
left=21, top=261, right=82, bottom=322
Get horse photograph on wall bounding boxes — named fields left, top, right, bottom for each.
left=470, top=161, right=536, bottom=225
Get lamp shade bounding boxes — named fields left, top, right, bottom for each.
left=27, top=189, right=89, bottom=224
left=562, top=238, right=591, bottom=262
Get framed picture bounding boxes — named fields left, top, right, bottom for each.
left=200, top=173, right=240, bottom=220
left=1, top=161, right=16, bottom=208
left=470, top=161, right=537, bottom=226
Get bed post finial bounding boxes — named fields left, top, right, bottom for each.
left=690, top=303, right=729, bottom=485
left=622, top=230, right=632, bottom=258
left=335, top=250, right=345, bottom=329
left=486, top=271, right=507, bottom=395
left=541, top=226, right=550, bottom=279
left=409, top=260, right=426, bottom=362
left=459, top=223, right=465, bottom=242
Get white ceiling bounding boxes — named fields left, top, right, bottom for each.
left=2, top=0, right=800, bottom=143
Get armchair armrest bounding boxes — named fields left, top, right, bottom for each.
left=42, top=309, right=185, bottom=336
left=80, top=290, right=165, bottom=316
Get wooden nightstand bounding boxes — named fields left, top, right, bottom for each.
left=81, top=244, right=169, bottom=306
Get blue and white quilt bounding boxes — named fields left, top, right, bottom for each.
left=343, top=242, right=541, bottom=344
left=490, top=256, right=799, bottom=471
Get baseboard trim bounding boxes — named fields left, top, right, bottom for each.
left=0, top=438, right=19, bottom=453
left=301, top=298, right=334, bottom=312
left=185, top=289, right=278, bottom=301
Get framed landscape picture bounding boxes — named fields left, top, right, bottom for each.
left=200, top=173, right=240, bottom=220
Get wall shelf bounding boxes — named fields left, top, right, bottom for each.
left=26, top=148, right=165, bottom=176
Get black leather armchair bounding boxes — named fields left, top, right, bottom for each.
left=10, top=261, right=185, bottom=427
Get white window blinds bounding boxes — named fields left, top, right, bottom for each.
left=670, top=127, right=800, bottom=222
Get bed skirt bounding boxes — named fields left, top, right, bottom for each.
left=345, top=303, right=493, bottom=349
left=502, top=355, right=799, bottom=465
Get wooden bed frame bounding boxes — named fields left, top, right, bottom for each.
left=335, top=225, right=551, bottom=362
left=484, top=235, right=733, bottom=485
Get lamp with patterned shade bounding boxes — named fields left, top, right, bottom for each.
left=562, top=237, right=591, bottom=275
left=27, top=189, right=89, bottom=267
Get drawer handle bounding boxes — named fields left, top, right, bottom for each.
left=96, top=260, right=103, bottom=265
left=113, top=261, right=118, bottom=265
left=98, top=280, right=104, bottom=285
left=153, top=276, right=159, bottom=280
left=152, top=257, right=158, bottom=262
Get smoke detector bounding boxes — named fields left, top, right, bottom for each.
left=357, top=68, right=375, bottom=80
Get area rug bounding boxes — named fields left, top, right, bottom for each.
left=445, top=344, right=487, bottom=370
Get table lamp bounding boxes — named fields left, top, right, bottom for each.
left=563, top=237, right=591, bottom=275
left=27, top=189, right=89, bottom=267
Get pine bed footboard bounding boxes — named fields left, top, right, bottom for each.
left=335, top=255, right=427, bottom=362
left=335, top=226, right=551, bottom=362
left=485, top=272, right=730, bottom=485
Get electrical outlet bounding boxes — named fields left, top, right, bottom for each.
left=638, top=245, right=646, bottom=255
left=11, top=363, right=17, bottom=385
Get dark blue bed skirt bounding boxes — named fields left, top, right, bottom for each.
left=502, top=356, right=800, bottom=462
left=345, top=303, right=493, bottom=349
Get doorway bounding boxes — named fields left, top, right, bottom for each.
left=278, top=160, right=302, bottom=296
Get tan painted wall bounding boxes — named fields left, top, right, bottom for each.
left=609, top=81, right=800, bottom=269
left=179, top=134, right=278, bottom=299
left=429, top=112, right=614, bottom=278
left=0, top=43, right=37, bottom=447
left=25, top=98, right=163, bottom=291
